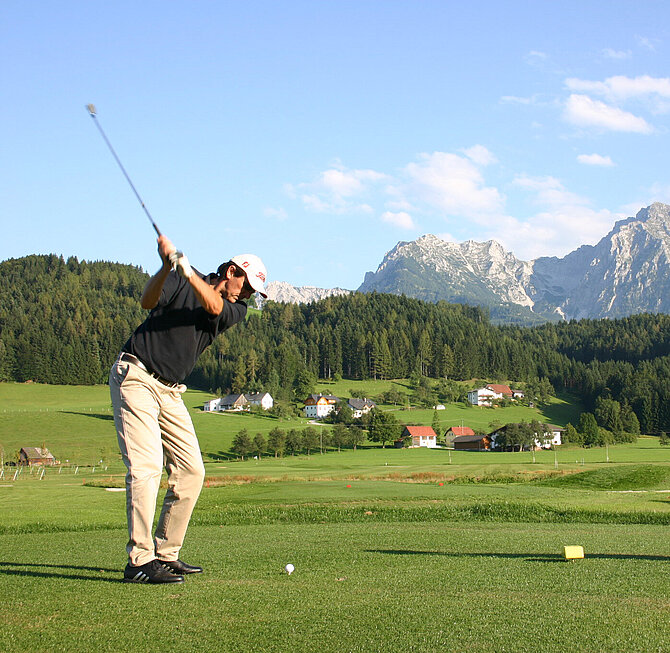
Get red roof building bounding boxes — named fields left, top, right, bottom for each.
left=448, top=426, right=475, bottom=437
left=401, top=426, right=438, bottom=448
left=486, top=384, right=512, bottom=396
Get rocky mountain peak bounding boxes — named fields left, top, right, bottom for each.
left=261, top=281, right=352, bottom=306
left=360, top=203, right=670, bottom=322
left=263, top=203, right=670, bottom=323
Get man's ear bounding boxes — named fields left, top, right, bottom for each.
left=225, top=264, right=237, bottom=280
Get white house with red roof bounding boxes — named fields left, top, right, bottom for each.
left=401, top=426, right=438, bottom=448
left=468, top=383, right=521, bottom=406
left=303, top=394, right=339, bottom=419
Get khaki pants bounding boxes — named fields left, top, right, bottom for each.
left=109, top=357, right=205, bottom=566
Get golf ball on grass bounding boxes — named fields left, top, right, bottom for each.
left=285, top=563, right=295, bottom=575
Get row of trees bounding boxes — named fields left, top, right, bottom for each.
left=231, top=409, right=649, bottom=458
left=231, top=424, right=366, bottom=459
left=2, top=255, right=670, bottom=432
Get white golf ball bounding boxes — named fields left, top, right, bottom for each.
left=285, top=563, right=295, bottom=575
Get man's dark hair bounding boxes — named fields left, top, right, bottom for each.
left=216, top=261, right=246, bottom=280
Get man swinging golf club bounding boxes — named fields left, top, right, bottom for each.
left=110, top=235, right=267, bottom=583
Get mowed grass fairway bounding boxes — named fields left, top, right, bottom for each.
left=2, top=520, right=669, bottom=652
left=0, top=383, right=669, bottom=651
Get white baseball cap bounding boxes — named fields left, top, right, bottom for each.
left=231, top=254, right=268, bottom=298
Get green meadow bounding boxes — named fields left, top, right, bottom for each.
left=0, top=380, right=582, bottom=466
left=0, top=383, right=669, bottom=652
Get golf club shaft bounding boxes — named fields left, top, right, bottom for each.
left=86, top=104, right=161, bottom=236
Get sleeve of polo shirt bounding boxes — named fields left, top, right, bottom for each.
left=214, top=298, right=247, bottom=330
left=158, top=270, right=188, bottom=307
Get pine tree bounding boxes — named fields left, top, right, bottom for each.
left=231, top=429, right=253, bottom=460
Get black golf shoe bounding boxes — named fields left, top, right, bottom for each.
left=123, top=559, right=185, bottom=584
left=160, top=559, right=203, bottom=574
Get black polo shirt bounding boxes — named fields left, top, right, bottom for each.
left=122, top=269, right=247, bottom=383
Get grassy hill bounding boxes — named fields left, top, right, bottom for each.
left=0, top=380, right=584, bottom=466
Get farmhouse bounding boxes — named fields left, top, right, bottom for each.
left=347, top=397, right=376, bottom=418
left=204, top=392, right=274, bottom=412
left=467, top=383, right=523, bottom=406
left=203, top=398, right=222, bottom=412
left=536, top=424, right=564, bottom=448
left=219, top=393, right=249, bottom=411
left=489, top=423, right=565, bottom=451
left=246, top=392, right=274, bottom=411
left=401, top=426, right=438, bottom=449
left=452, top=434, right=491, bottom=451
left=303, top=394, right=339, bottom=419
left=467, top=387, right=498, bottom=406
left=445, top=426, right=475, bottom=446
left=19, top=446, right=56, bottom=466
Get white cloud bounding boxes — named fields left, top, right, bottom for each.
left=610, top=75, right=670, bottom=99
left=513, top=175, right=589, bottom=209
left=495, top=205, right=616, bottom=260
left=318, top=167, right=386, bottom=197
left=384, top=195, right=415, bottom=212
left=462, top=145, right=497, bottom=166
left=601, top=48, right=631, bottom=60
left=648, top=182, right=670, bottom=204
left=283, top=147, right=626, bottom=262
left=636, top=35, right=659, bottom=52
left=381, top=211, right=416, bottom=230
left=286, top=163, right=388, bottom=214
left=577, top=153, right=615, bottom=167
left=263, top=207, right=288, bottom=221
left=566, top=75, right=670, bottom=103
left=403, top=151, right=504, bottom=216
left=490, top=175, right=619, bottom=259
left=436, top=231, right=457, bottom=243
left=563, top=94, right=653, bottom=133
left=524, top=50, right=547, bottom=67
left=500, top=95, right=534, bottom=105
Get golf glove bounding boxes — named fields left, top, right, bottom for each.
left=171, top=252, right=193, bottom=279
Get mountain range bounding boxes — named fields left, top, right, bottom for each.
left=262, top=281, right=352, bottom=305
left=265, top=202, right=670, bottom=324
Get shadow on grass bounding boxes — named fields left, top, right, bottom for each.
left=540, top=391, right=583, bottom=425
left=206, top=451, right=236, bottom=462
left=0, top=561, right=121, bottom=583
left=366, top=549, right=670, bottom=562
left=61, top=411, right=114, bottom=422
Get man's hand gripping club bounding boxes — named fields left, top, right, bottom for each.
left=169, top=251, right=193, bottom=279
left=152, top=235, right=225, bottom=315
left=157, top=235, right=192, bottom=279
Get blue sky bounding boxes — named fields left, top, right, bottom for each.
left=2, top=1, right=669, bottom=289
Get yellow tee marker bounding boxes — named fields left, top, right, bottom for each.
left=563, top=545, right=585, bottom=560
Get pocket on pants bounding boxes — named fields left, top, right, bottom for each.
left=109, top=360, right=131, bottom=387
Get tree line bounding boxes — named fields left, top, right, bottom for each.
left=2, top=255, right=669, bottom=432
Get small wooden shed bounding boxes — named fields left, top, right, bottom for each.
left=19, top=447, right=56, bottom=466
left=452, top=435, right=491, bottom=451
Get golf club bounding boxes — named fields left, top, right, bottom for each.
left=86, top=104, right=162, bottom=236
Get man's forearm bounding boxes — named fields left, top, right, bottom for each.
left=141, top=234, right=177, bottom=309
left=141, top=265, right=171, bottom=309
left=188, top=274, right=224, bottom=315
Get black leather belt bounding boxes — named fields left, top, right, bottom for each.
left=119, top=352, right=180, bottom=388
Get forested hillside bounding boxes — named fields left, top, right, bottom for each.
left=0, top=254, right=148, bottom=384
left=1, top=255, right=669, bottom=432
